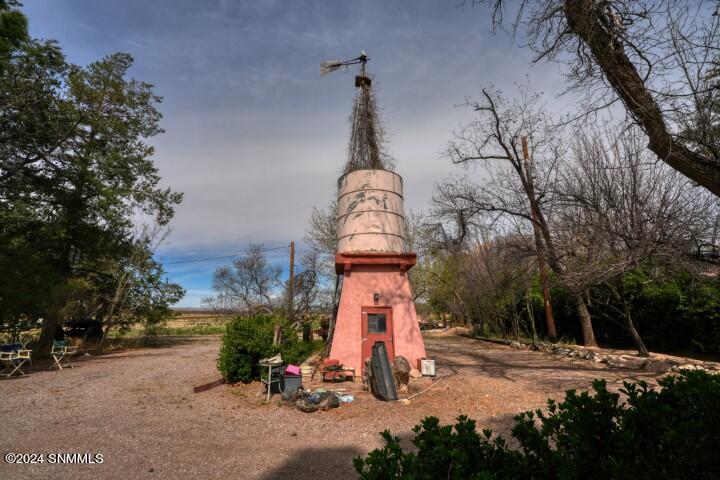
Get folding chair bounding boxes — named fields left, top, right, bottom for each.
left=50, top=340, right=78, bottom=370
left=0, top=343, right=32, bottom=378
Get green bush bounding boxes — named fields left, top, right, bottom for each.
left=217, top=314, right=322, bottom=383
left=354, top=370, right=720, bottom=479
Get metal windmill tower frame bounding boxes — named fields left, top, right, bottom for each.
left=321, top=52, right=390, bottom=174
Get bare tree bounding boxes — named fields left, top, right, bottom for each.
left=305, top=201, right=338, bottom=256
left=462, top=233, right=537, bottom=337
left=474, top=0, right=720, bottom=196
left=284, top=250, right=332, bottom=322
left=100, top=223, right=169, bottom=343
left=205, top=244, right=281, bottom=314
left=304, top=201, right=339, bottom=279
left=444, top=87, right=599, bottom=345
left=556, top=127, right=718, bottom=354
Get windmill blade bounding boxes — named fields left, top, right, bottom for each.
left=320, top=60, right=343, bottom=76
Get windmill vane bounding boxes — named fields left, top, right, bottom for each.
left=320, top=51, right=369, bottom=76
left=320, top=51, right=389, bottom=174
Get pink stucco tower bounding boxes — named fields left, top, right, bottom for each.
left=328, top=169, right=426, bottom=375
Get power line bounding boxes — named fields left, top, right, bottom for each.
left=162, top=245, right=289, bottom=265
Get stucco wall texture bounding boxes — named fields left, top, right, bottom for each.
left=329, top=265, right=427, bottom=374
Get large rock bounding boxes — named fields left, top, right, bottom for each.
left=644, top=359, right=672, bottom=373
left=392, top=356, right=411, bottom=393
left=605, top=355, right=648, bottom=370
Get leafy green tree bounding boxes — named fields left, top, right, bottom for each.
left=0, top=0, right=27, bottom=60
left=0, top=6, right=183, bottom=351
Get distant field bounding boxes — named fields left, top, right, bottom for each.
left=159, top=312, right=232, bottom=335
left=115, top=311, right=233, bottom=337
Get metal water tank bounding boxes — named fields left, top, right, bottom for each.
left=337, top=169, right=406, bottom=253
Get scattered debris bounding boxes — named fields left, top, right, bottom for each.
left=337, top=394, right=355, bottom=403
left=294, top=389, right=342, bottom=413
left=316, top=358, right=355, bottom=382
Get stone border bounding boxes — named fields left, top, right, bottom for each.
left=474, top=336, right=720, bottom=374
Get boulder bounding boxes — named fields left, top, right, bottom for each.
left=605, top=355, right=648, bottom=370
left=578, top=350, right=596, bottom=361
left=392, top=356, right=411, bottom=393
left=644, top=360, right=672, bottom=373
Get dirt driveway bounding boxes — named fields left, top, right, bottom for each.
left=0, top=333, right=662, bottom=479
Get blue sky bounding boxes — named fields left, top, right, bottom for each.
left=23, top=0, right=570, bottom=307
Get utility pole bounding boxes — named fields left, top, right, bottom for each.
left=288, top=241, right=295, bottom=323
left=521, top=136, right=557, bottom=341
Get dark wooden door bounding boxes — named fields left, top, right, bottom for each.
left=361, top=307, right=394, bottom=371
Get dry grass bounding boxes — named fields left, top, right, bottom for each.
left=112, top=312, right=233, bottom=338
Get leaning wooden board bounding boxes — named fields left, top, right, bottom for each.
left=371, top=341, right=398, bottom=401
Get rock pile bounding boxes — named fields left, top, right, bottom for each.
left=505, top=339, right=720, bottom=374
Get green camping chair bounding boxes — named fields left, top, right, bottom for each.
left=50, top=340, right=78, bottom=370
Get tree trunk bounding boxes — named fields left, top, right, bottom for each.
left=623, top=301, right=649, bottom=356
left=573, top=293, right=597, bottom=347
left=563, top=0, right=720, bottom=197
left=36, top=314, right=60, bottom=357
left=98, top=322, right=114, bottom=353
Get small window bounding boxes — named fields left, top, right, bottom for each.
left=367, top=314, right=387, bottom=334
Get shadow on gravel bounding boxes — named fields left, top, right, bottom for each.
left=258, top=446, right=365, bottom=480
left=425, top=336, right=659, bottom=392
left=257, top=411, right=530, bottom=480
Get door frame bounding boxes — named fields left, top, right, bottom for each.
left=361, top=306, right=394, bottom=372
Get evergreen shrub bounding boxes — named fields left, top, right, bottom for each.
left=354, top=370, right=720, bottom=479
left=217, top=314, right=321, bottom=383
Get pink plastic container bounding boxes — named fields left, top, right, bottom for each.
left=285, top=364, right=301, bottom=376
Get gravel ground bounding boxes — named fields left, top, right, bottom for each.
left=0, top=333, right=663, bottom=479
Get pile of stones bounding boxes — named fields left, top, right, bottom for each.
left=504, top=339, right=720, bottom=374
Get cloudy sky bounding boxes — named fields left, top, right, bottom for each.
left=23, top=0, right=571, bottom=307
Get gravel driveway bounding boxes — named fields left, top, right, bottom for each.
left=0, top=333, right=662, bottom=479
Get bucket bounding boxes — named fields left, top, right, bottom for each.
left=280, top=373, right=302, bottom=395
left=419, top=358, right=436, bottom=377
